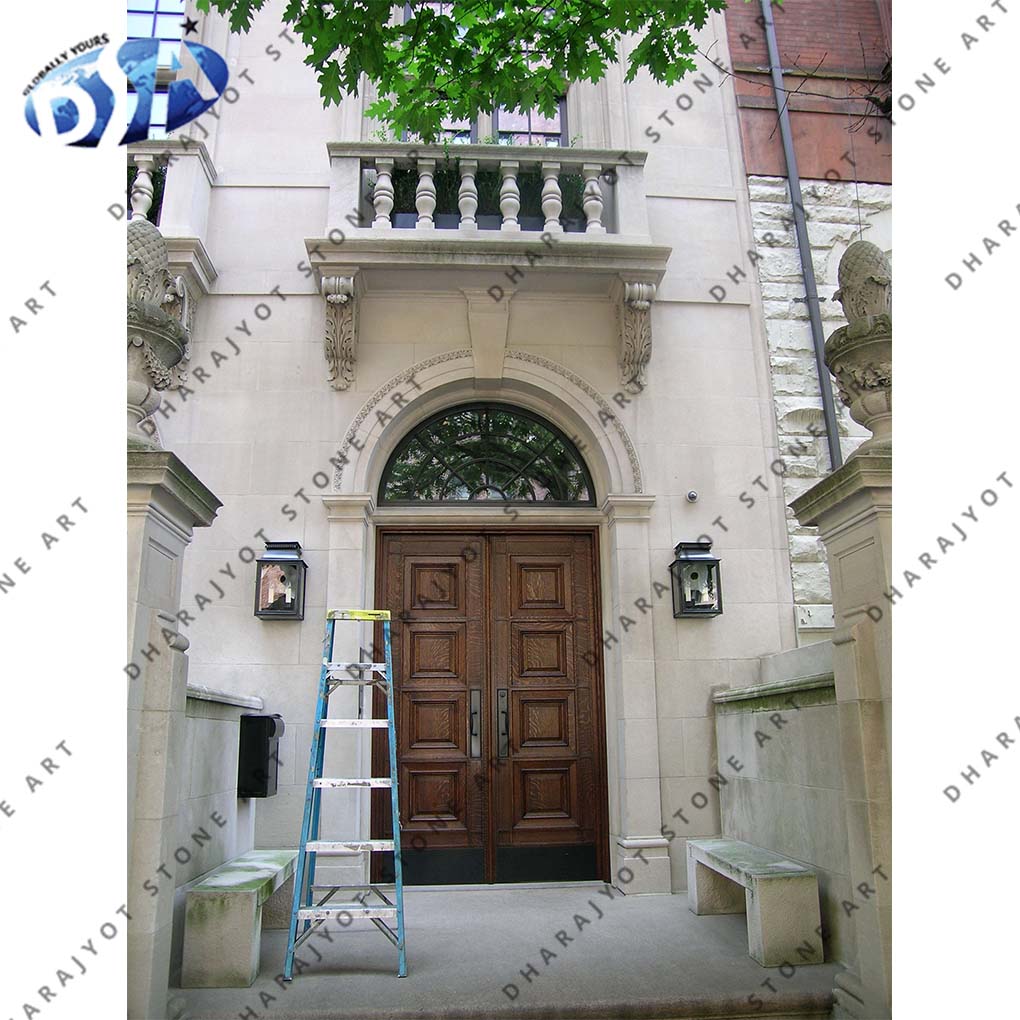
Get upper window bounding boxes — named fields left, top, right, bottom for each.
left=128, top=0, right=186, bottom=66
left=401, top=2, right=566, bottom=146
left=495, top=40, right=567, bottom=146
left=127, top=0, right=186, bottom=138
left=494, top=101, right=566, bottom=146
left=379, top=404, right=595, bottom=505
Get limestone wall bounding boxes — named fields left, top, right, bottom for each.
left=167, top=688, right=258, bottom=984
left=712, top=644, right=854, bottom=969
left=748, top=176, right=891, bottom=642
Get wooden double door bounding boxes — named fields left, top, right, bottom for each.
left=372, top=529, right=609, bottom=885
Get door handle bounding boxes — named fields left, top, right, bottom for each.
left=469, top=689, right=481, bottom=758
left=497, top=688, right=509, bottom=758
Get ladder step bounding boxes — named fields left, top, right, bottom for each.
left=326, top=662, right=387, bottom=671
left=319, top=719, right=388, bottom=728
left=306, top=840, right=394, bottom=853
left=327, top=609, right=391, bottom=621
left=314, top=778, right=392, bottom=788
left=298, top=905, right=397, bottom=920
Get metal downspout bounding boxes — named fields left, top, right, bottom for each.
left=759, top=0, right=843, bottom=470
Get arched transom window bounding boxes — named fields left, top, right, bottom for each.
left=379, top=403, right=595, bottom=505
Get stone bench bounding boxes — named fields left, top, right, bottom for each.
left=181, top=849, right=297, bottom=988
left=686, top=838, right=822, bottom=967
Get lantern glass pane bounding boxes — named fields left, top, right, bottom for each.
left=681, top=562, right=718, bottom=613
left=257, top=562, right=302, bottom=614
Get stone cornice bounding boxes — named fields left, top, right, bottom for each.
left=127, top=138, right=217, bottom=185
left=162, top=236, right=218, bottom=295
left=322, top=493, right=375, bottom=523
left=791, top=452, right=892, bottom=530
left=127, top=450, right=222, bottom=530
left=327, top=141, right=649, bottom=169
left=305, top=233, right=671, bottom=289
left=601, top=494, right=656, bottom=522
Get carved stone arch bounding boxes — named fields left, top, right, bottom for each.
left=331, top=349, right=643, bottom=500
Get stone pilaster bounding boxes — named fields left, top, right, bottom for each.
left=602, top=495, right=671, bottom=893
left=127, top=452, right=221, bottom=1020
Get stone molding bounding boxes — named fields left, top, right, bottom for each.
left=329, top=348, right=645, bottom=495
left=505, top=350, right=644, bottom=492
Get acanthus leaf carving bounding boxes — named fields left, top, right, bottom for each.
left=619, top=281, right=655, bottom=395
left=322, top=275, right=358, bottom=391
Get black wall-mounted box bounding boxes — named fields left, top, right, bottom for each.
left=237, top=713, right=285, bottom=798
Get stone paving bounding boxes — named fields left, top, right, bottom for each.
left=172, top=884, right=838, bottom=1019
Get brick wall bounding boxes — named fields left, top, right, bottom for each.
left=724, top=0, right=892, bottom=183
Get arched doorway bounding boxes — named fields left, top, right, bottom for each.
left=370, top=403, right=610, bottom=884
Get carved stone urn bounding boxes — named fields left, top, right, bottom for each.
left=828, top=240, right=892, bottom=458
left=127, top=217, right=191, bottom=449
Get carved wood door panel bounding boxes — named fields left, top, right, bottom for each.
left=373, top=530, right=607, bottom=885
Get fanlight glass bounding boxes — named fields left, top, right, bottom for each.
left=379, top=404, right=595, bottom=505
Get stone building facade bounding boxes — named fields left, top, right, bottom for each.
left=125, top=2, right=893, bottom=1018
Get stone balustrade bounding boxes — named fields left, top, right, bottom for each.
left=326, top=143, right=651, bottom=237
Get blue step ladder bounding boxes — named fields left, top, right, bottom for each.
left=284, top=609, right=407, bottom=979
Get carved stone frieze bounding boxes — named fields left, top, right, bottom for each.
left=619, top=281, right=656, bottom=394
left=322, top=275, right=358, bottom=391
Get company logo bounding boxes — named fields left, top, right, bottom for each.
left=24, top=36, right=228, bottom=146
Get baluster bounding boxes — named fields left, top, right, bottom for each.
left=458, top=159, right=478, bottom=230
left=499, top=160, right=520, bottom=232
left=541, top=161, right=562, bottom=234
left=372, top=157, right=394, bottom=228
left=582, top=163, right=606, bottom=234
left=415, top=158, right=436, bottom=229
left=130, top=155, right=156, bottom=219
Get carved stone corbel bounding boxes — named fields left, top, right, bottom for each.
left=322, top=275, right=358, bottom=391
left=618, top=281, right=656, bottom=394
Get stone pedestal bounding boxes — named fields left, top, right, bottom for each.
left=792, top=455, right=891, bottom=1019
left=790, top=240, right=891, bottom=1018
left=128, top=451, right=221, bottom=1019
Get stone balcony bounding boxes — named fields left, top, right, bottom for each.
left=310, top=144, right=672, bottom=394
left=311, top=141, right=671, bottom=288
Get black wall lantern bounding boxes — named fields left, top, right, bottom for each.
left=669, top=540, right=722, bottom=617
left=254, top=541, right=307, bottom=620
